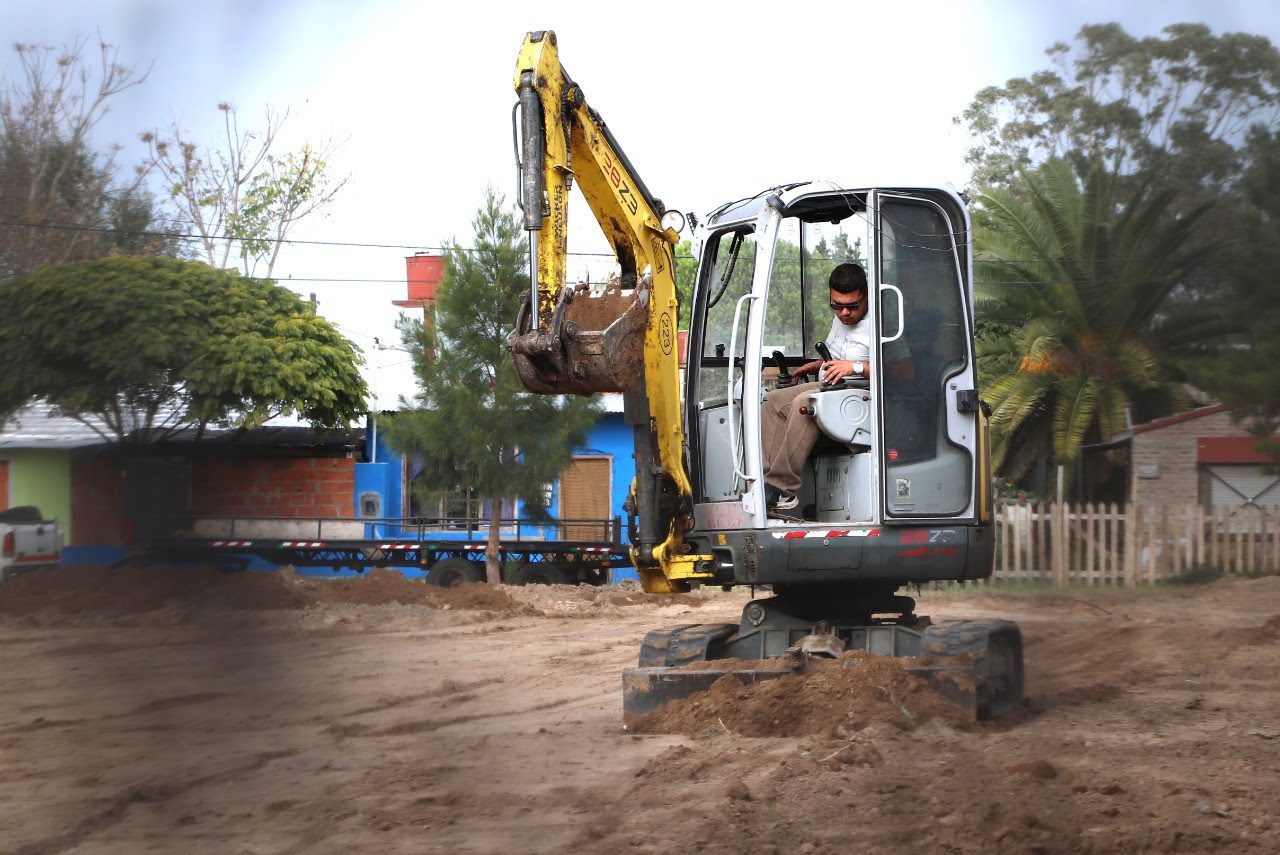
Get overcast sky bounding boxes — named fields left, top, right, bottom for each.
left=4, top=0, right=1279, bottom=407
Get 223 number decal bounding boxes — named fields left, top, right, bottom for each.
left=602, top=152, right=640, bottom=215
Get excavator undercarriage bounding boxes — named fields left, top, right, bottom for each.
left=622, top=586, right=1024, bottom=723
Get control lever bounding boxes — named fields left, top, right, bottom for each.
left=814, top=342, right=835, bottom=387
left=813, top=341, right=867, bottom=390
left=772, top=350, right=793, bottom=388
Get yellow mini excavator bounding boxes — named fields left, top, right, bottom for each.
left=507, top=31, right=1023, bottom=719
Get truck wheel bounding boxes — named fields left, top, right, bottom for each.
left=515, top=563, right=576, bottom=585
left=426, top=558, right=485, bottom=587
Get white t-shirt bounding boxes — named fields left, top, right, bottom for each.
left=824, top=315, right=872, bottom=362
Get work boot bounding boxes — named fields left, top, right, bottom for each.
left=765, top=485, right=798, bottom=514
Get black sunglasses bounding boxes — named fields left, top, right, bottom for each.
left=829, top=299, right=863, bottom=312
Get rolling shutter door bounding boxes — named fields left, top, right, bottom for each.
left=1204, top=464, right=1280, bottom=510
left=559, top=457, right=611, bottom=541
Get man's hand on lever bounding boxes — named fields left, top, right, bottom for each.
left=794, top=358, right=822, bottom=379
left=814, top=341, right=865, bottom=386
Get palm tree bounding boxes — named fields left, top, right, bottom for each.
left=973, top=158, right=1214, bottom=491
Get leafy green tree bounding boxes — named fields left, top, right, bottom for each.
left=675, top=238, right=696, bottom=329
left=382, top=189, right=599, bottom=583
left=1, top=38, right=177, bottom=280
left=0, top=256, right=368, bottom=441
left=1179, top=129, right=1280, bottom=462
left=974, top=159, right=1213, bottom=491
left=960, top=21, right=1280, bottom=486
left=958, top=22, right=1280, bottom=197
left=142, top=104, right=346, bottom=279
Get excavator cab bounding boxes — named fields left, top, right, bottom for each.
left=685, top=184, right=990, bottom=540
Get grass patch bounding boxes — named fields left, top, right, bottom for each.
left=1158, top=564, right=1225, bottom=586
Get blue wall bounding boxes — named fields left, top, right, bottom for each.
left=368, top=411, right=635, bottom=531
left=558, top=413, right=639, bottom=582
left=359, top=414, right=407, bottom=538
left=562, top=413, right=635, bottom=526
left=367, top=410, right=639, bottom=580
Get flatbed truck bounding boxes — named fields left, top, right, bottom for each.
left=128, top=514, right=631, bottom=585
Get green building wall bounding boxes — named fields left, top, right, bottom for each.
left=4, top=450, right=74, bottom=543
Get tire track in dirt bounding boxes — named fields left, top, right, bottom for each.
left=324, top=689, right=614, bottom=739
left=11, top=749, right=296, bottom=855
left=341, top=677, right=506, bottom=717
left=3, top=692, right=233, bottom=734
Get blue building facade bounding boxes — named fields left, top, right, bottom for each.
left=362, top=400, right=639, bottom=580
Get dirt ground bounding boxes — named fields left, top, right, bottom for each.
left=1, top=565, right=1277, bottom=854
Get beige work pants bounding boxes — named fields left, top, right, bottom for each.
left=760, top=381, right=821, bottom=494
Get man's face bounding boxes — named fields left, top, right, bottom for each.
left=829, top=288, right=868, bottom=326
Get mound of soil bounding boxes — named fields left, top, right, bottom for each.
left=0, top=563, right=307, bottom=615
left=504, top=579, right=717, bottom=617
left=293, top=568, right=534, bottom=614
left=0, top=564, right=534, bottom=617
left=628, top=650, right=977, bottom=737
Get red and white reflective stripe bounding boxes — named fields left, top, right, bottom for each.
left=770, top=528, right=880, bottom=540
left=377, top=543, right=509, bottom=551
left=211, top=540, right=253, bottom=548
left=281, top=541, right=325, bottom=548
left=16, top=553, right=60, bottom=563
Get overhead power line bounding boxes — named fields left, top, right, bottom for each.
left=0, top=215, right=621, bottom=259
left=0, top=215, right=1200, bottom=279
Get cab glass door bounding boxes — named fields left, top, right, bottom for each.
left=875, top=196, right=973, bottom=516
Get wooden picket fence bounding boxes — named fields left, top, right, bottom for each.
left=990, top=501, right=1280, bottom=586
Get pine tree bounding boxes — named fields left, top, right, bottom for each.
left=382, top=189, right=600, bottom=583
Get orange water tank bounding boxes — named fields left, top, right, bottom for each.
left=405, top=253, right=445, bottom=302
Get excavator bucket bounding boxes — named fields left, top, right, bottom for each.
left=507, top=279, right=650, bottom=395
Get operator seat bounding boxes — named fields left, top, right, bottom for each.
left=805, top=378, right=875, bottom=522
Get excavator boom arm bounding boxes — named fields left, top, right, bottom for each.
left=508, top=31, right=708, bottom=591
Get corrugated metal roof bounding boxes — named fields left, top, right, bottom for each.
left=151, top=425, right=363, bottom=452
left=1130, top=404, right=1231, bottom=435
left=0, top=401, right=110, bottom=449
left=0, top=401, right=363, bottom=452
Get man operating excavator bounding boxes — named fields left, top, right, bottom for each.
left=761, top=261, right=914, bottom=516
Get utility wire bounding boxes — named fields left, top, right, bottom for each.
left=0, top=215, right=622, bottom=259
left=0, top=214, right=1196, bottom=277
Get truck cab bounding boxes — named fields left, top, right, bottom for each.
left=0, top=506, right=63, bottom=581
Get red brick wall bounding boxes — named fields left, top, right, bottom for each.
left=190, top=457, right=355, bottom=518
left=71, top=456, right=127, bottom=545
